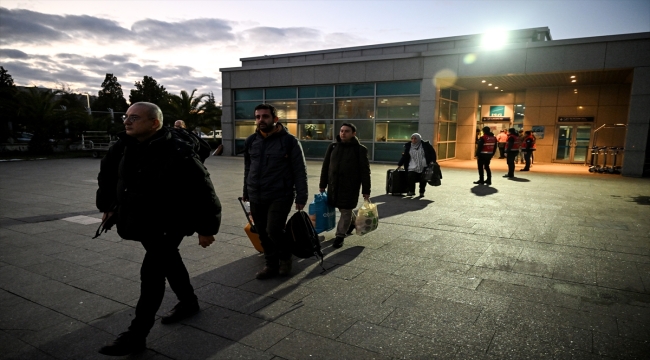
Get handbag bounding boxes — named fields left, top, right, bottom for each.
left=354, top=199, right=379, bottom=235
left=308, top=192, right=336, bottom=234
left=422, top=164, right=435, bottom=182
left=428, top=162, right=442, bottom=186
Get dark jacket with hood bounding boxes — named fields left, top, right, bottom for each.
left=397, top=140, right=437, bottom=170
left=243, top=123, right=308, bottom=205
left=319, top=135, right=371, bottom=209
left=96, top=127, right=222, bottom=241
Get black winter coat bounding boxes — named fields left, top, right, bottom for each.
left=397, top=141, right=437, bottom=170
left=319, top=136, right=371, bottom=209
left=96, top=128, right=222, bottom=241
left=243, top=124, right=308, bottom=205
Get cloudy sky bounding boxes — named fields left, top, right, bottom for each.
left=1, top=0, right=648, bottom=104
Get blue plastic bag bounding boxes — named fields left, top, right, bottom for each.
left=308, top=192, right=336, bottom=234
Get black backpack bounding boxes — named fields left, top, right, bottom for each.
left=170, top=128, right=211, bottom=163
left=285, top=211, right=325, bottom=269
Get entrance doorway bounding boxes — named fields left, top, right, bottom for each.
left=554, top=125, right=592, bottom=163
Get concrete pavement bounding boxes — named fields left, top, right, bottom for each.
left=1, top=155, right=649, bottom=359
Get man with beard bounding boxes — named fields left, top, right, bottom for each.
left=243, top=104, right=308, bottom=279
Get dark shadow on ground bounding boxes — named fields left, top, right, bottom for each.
left=8, top=241, right=364, bottom=359
left=629, top=195, right=650, bottom=205
left=370, top=194, right=434, bottom=219
left=508, top=177, right=531, bottom=182
left=470, top=185, right=498, bottom=196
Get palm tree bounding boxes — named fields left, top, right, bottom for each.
left=166, top=89, right=209, bottom=131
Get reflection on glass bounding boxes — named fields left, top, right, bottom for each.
left=235, top=102, right=257, bottom=120
left=235, top=89, right=263, bottom=101
left=437, top=143, right=447, bottom=159
left=298, top=120, right=333, bottom=140
left=298, top=99, right=333, bottom=119
left=448, top=142, right=456, bottom=158
left=374, top=142, right=404, bottom=162
left=266, top=87, right=297, bottom=100
left=267, top=100, right=297, bottom=120
left=574, top=126, right=592, bottom=162
left=439, top=100, right=450, bottom=121
left=376, top=81, right=420, bottom=96
left=235, top=122, right=256, bottom=138
left=438, top=122, right=449, bottom=142
left=555, top=126, right=572, bottom=160
left=449, top=122, right=457, bottom=141
left=299, top=86, right=333, bottom=98
left=376, top=96, right=419, bottom=119
left=375, top=121, right=418, bottom=142
left=335, top=98, right=374, bottom=119
left=450, top=102, right=458, bottom=121
left=336, top=84, right=374, bottom=97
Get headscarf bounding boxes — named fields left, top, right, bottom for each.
left=408, top=133, right=426, bottom=172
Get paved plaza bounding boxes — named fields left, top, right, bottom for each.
left=1, top=155, right=649, bottom=359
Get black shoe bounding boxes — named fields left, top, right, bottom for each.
left=161, top=301, right=200, bottom=324
left=255, top=266, right=279, bottom=280
left=473, top=180, right=484, bottom=184
left=502, top=174, right=513, bottom=178
left=333, top=236, right=344, bottom=249
left=98, top=332, right=146, bottom=356
left=419, top=192, right=424, bottom=197
left=520, top=168, right=529, bottom=171
left=485, top=180, right=491, bottom=185
left=406, top=192, right=415, bottom=196
left=278, top=259, right=293, bottom=276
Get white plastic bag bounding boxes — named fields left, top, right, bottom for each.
left=355, top=199, right=379, bottom=236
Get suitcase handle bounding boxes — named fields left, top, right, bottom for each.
left=237, top=197, right=257, bottom=232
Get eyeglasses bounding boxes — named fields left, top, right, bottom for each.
left=122, top=114, right=153, bottom=123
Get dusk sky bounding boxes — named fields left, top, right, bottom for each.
left=1, top=0, right=648, bottom=104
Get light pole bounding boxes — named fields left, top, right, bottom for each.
left=82, top=93, right=91, bottom=115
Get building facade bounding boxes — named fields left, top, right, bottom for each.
left=220, top=27, right=650, bottom=177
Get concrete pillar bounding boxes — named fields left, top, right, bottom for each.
left=622, top=67, right=650, bottom=177
left=457, top=90, right=479, bottom=160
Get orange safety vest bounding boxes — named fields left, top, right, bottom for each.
left=523, top=134, right=536, bottom=150
left=479, top=134, right=497, bottom=154
left=506, top=134, right=520, bottom=151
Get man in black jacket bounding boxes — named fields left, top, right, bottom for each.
left=474, top=126, right=497, bottom=185
left=96, top=102, right=222, bottom=356
left=243, top=104, right=308, bottom=280
left=319, top=123, right=371, bottom=248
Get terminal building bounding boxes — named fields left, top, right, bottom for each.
left=219, top=27, right=650, bottom=177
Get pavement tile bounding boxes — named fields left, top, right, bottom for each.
left=49, top=246, right=115, bottom=267
left=352, top=269, right=427, bottom=292
left=26, top=258, right=102, bottom=283
left=0, top=248, right=55, bottom=268
left=66, top=272, right=140, bottom=303
left=592, top=331, right=650, bottom=359
left=477, top=279, right=582, bottom=310
left=195, top=283, right=275, bottom=314
left=268, top=329, right=390, bottom=360
left=89, top=257, right=142, bottom=280
left=486, top=331, right=556, bottom=359
left=474, top=243, right=523, bottom=272
left=0, top=331, right=57, bottom=360
left=617, top=318, right=650, bottom=342
left=338, top=320, right=458, bottom=359
left=511, top=247, right=556, bottom=278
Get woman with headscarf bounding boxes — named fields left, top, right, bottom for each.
left=397, top=133, right=436, bottom=197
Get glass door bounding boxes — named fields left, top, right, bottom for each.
left=554, top=125, right=592, bottom=163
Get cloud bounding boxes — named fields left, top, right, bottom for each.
left=131, top=18, right=235, bottom=47
left=0, top=7, right=131, bottom=46
left=240, top=26, right=321, bottom=43
left=0, top=48, right=29, bottom=59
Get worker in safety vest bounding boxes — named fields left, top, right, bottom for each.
left=504, top=128, right=520, bottom=178
left=520, top=130, right=536, bottom=171
left=473, top=126, right=497, bottom=185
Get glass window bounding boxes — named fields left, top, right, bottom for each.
left=235, top=89, right=263, bottom=101
left=299, top=86, right=333, bottom=98
left=450, top=102, right=458, bottom=121
left=336, top=98, right=374, bottom=119
left=376, top=96, right=419, bottom=119
left=438, top=100, right=450, bottom=121
left=284, top=121, right=297, bottom=136
left=235, top=121, right=256, bottom=138
left=265, top=87, right=297, bottom=100
left=514, top=104, right=525, bottom=125
left=298, top=120, right=334, bottom=141
left=376, top=81, right=420, bottom=96
left=450, top=89, right=459, bottom=102
left=375, top=121, right=418, bottom=142
left=448, top=122, right=457, bottom=141
left=374, top=142, right=404, bottom=162
left=335, top=120, right=373, bottom=141
left=235, top=101, right=258, bottom=120
left=336, top=83, right=374, bottom=97
left=298, top=99, right=334, bottom=119
left=437, top=143, right=447, bottom=159
left=267, top=100, right=297, bottom=120
left=448, top=142, right=456, bottom=158
left=440, top=88, right=451, bottom=100
left=438, top=122, right=449, bottom=142
left=300, top=141, right=331, bottom=158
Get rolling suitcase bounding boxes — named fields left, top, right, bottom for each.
left=238, top=197, right=264, bottom=253
left=386, top=169, right=408, bottom=195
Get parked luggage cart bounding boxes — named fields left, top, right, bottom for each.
left=81, top=131, right=116, bottom=158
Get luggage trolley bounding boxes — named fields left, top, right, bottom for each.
left=586, top=124, right=627, bottom=174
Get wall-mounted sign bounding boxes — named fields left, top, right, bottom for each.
left=482, top=117, right=511, bottom=121
left=532, top=125, right=545, bottom=139
left=489, top=106, right=505, bottom=116
left=558, top=116, right=595, bottom=122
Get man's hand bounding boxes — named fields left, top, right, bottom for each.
left=363, top=194, right=370, bottom=201
left=102, top=212, right=114, bottom=222
left=198, top=234, right=215, bottom=248
left=295, top=203, right=305, bottom=211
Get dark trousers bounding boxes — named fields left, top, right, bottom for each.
left=407, top=171, right=426, bottom=194
left=477, top=155, right=492, bottom=181
left=523, top=151, right=532, bottom=169
left=129, top=234, right=196, bottom=336
left=250, top=199, right=293, bottom=268
left=506, top=151, right=517, bottom=176
left=498, top=143, right=505, bottom=158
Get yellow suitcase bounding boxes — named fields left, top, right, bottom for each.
left=239, top=197, right=264, bottom=253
